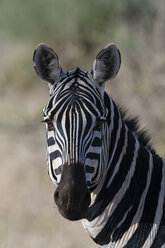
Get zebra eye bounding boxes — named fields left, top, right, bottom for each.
left=43, top=118, right=55, bottom=131
left=95, top=116, right=106, bottom=130
left=47, top=121, right=54, bottom=129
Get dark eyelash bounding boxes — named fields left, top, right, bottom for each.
left=42, top=118, right=55, bottom=131
left=95, top=116, right=106, bottom=129
left=97, top=116, right=106, bottom=122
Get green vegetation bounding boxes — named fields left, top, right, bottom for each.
left=0, top=0, right=159, bottom=47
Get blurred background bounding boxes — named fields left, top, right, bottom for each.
left=0, top=0, right=165, bottom=247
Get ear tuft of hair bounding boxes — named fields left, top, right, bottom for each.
left=33, top=43, right=62, bottom=84
left=93, top=44, right=121, bottom=86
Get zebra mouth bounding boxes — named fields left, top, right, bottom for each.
left=57, top=204, right=89, bottom=221
left=54, top=188, right=91, bottom=221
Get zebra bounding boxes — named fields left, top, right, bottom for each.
left=33, top=43, right=165, bottom=248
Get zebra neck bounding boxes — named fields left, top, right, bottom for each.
left=82, top=112, right=165, bottom=247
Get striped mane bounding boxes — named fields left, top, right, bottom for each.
left=120, top=108, right=155, bottom=154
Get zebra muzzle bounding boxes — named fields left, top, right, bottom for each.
left=54, top=163, right=91, bottom=221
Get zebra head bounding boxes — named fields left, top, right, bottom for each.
left=33, top=43, right=121, bottom=220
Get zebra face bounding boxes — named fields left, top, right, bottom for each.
left=43, top=69, right=108, bottom=185
left=33, top=43, right=120, bottom=220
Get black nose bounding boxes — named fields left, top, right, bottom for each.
left=54, top=164, right=91, bottom=221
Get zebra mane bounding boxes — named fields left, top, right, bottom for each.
left=118, top=106, right=156, bottom=154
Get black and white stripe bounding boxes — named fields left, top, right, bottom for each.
left=43, top=69, right=165, bottom=248
left=33, top=43, right=165, bottom=248
left=44, top=69, right=107, bottom=188
left=81, top=95, right=165, bottom=248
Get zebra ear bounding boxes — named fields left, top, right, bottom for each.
left=33, top=43, right=63, bottom=84
left=93, top=44, right=121, bottom=86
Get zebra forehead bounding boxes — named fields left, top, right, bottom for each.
left=44, top=68, right=106, bottom=117
left=51, top=68, right=100, bottom=95
left=44, top=92, right=103, bottom=120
